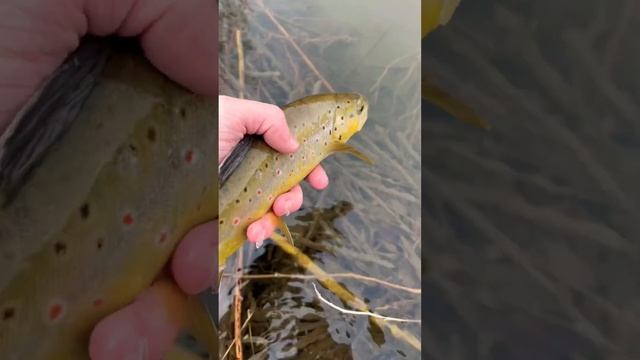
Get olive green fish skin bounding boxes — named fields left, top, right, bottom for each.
left=219, top=93, right=368, bottom=266
left=0, top=42, right=216, bottom=358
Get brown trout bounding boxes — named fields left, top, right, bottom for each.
left=0, top=37, right=216, bottom=358
left=218, top=93, right=370, bottom=267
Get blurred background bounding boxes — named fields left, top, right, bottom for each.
left=423, top=1, right=640, bottom=359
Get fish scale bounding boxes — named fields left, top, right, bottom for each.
left=0, top=37, right=216, bottom=358
left=219, top=93, right=370, bottom=267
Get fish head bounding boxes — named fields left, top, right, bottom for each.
left=332, top=93, right=368, bottom=144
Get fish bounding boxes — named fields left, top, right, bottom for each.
left=0, top=36, right=216, bottom=358
left=218, top=93, right=371, bottom=267
left=422, top=0, right=491, bottom=129
left=422, top=0, right=461, bottom=38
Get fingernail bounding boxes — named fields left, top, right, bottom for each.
left=256, top=239, right=264, bottom=248
left=253, top=230, right=265, bottom=244
left=289, top=138, right=299, bottom=148
left=283, top=200, right=291, bottom=217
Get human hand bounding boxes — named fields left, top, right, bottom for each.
left=219, top=96, right=329, bottom=246
left=0, top=0, right=215, bottom=359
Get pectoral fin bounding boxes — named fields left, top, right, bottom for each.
left=276, top=216, right=295, bottom=246
left=329, top=144, right=374, bottom=165
left=184, top=295, right=217, bottom=356
left=422, top=78, right=491, bottom=130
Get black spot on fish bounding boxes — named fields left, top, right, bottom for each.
left=322, top=126, right=325, bottom=130
left=275, top=156, right=279, bottom=161
left=147, top=127, right=156, bottom=142
left=54, top=241, right=67, bottom=255
left=339, top=135, right=342, bottom=141
left=129, top=144, right=137, bottom=152
left=329, top=130, right=332, bottom=135
left=265, top=163, right=269, bottom=168
left=337, top=105, right=340, bottom=109
left=243, top=187, right=247, bottom=193
left=219, top=220, right=224, bottom=225
left=2, top=307, right=15, bottom=320
left=347, top=100, right=351, bottom=104
left=179, top=107, right=187, bottom=118
left=359, top=105, right=365, bottom=113
left=334, top=127, right=338, bottom=131
left=80, top=203, right=90, bottom=220
left=341, top=116, right=344, bottom=120
left=97, top=238, right=104, bottom=250
left=235, top=199, right=240, bottom=204
left=249, top=198, right=252, bottom=203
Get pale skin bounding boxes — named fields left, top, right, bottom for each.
left=0, top=0, right=326, bottom=358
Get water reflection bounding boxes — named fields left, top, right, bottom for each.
left=423, top=1, right=640, bottom=358
left=220, top=0, right=421, bottom=358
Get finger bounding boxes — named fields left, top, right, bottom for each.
left=219, top=96, right=299, bottom=154
left=171, top=221, right=216, bottom=295
left=87, top=0, right=217, bottom=97
left=272, top=185, right=303, bottom=217
left=89, top=280, right=186, bottom=360
left=246, top=212, right=278, bottom=245
left=0, top=0, right=216, bottom=130
left=306, top=165, right=329, bottom=190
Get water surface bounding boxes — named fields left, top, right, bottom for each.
left=219, top=0, right=421, bottom=358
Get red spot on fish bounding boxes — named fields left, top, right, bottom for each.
left=48, top=303, right=63, bottom=321
left=232, top=218, right=240, bottom=226
left=256, top=189, right=263, bottom=196
left=184, top=149, right=194, bottom=164
left=122, top=213, right=134, bottom=226
left=93, top=299, right=104, bottom=307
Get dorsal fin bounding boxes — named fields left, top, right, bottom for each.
left=0, top=36, right=115, bottom=207
left=219, top=135, right=257, bottom=187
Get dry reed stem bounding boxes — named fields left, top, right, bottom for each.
left=255, top=0, right=336, bottom=92
left=270, top=232, right=422, bottom=351
left=221, top=272, right=421, bottom=294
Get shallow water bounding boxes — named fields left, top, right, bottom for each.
left=423, top=1, right=640, bottom=359
left=219, top=0, right=421, bottom=358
